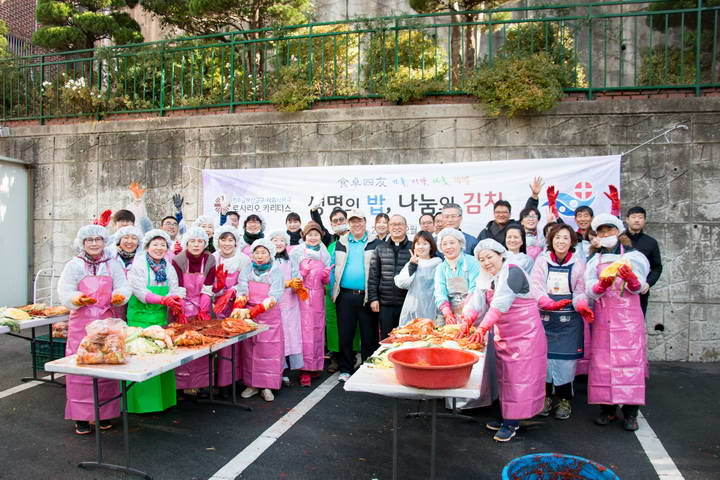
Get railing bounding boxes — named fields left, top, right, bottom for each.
left=1, top=0, right=718, bottom=123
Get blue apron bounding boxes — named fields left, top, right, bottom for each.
left=541, top=261, right=584, bottom=360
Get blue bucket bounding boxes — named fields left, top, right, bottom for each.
left=502, top=453, right=620, bottom=480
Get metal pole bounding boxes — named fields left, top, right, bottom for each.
left=393, top=398, right=399, bottom=480
left=122, top=381, right=130, bottom=468
left=93, top=379, right=103, bottom=464
left=430, top=399, right=437, bottom=480
left=621, top=123, right=689, bottom=157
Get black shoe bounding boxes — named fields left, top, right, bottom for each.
left=75, top=421, right=92, bottom=435
left=623, top=415, right=639, bottom=431
left=594, top=413, right=617, bottom=426
left=485, top=419, right=502, bottom=431
left=98, top=420, right=113, bottom=430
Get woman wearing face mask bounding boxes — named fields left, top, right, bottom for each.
left=110, top=225, right=142, bottom=319
left=193, top=216, right=217, bottom=254
left=233, top=239, right=285, bottom=402
left=519, top=207, right=543, bottom=259
left=171, top=226, right=216, bottom=393
left=433, top=228, right=481, bottom=326
left=57, top=225, right=130, bottom=435
left=503, top=224, right=534, bottom=275
left=373, top=213, right=390, bottom=242
left=285, top=213, right=302, bottom=248
left=126, top=229, right=185, bottom=413
left=395, top=231, right=441, bottom=326
left=585, top=214, right=650, bottom=432
left=241, top=214, right=265, bottom=257
left=291, top=222, right=332, bottom=387
left=211, top=225, right=250, bottom=390
left=458, top=239, right=547, bottom=442
left=269, top=231, right=304, bottom=387
left=530, top=224, right=594, bottom=421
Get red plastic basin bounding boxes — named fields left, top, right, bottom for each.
left=388, top=347, right=479, bottom=389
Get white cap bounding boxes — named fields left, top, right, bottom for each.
left=591, top=213, right=625, bottom=234
left=436, top=227, right=465, bottom=254
left=182, top=226, right=209, bottom=249
left=250, top=238, right=276, bottom=258
left=114, top=225, right=143, bottom=245
left=474, top=238, right=507, bottom=257
left=73, top=225, right=109, bottom=252
left=142, top=229, right=171, bottom=250
left=213, top=224, right=241, bottom=248
left=193, top=215, right=216, bottom=228
left=268, top=230, right=290, bottom=245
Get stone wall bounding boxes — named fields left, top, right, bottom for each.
left=1, top=97, right=718, bottom=361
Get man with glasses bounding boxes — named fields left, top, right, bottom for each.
left=441, top=203, right=478, bottom=255
left=477, top=177, right=544, bottom=244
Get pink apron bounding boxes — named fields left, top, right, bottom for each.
left=111, top=260, right=131, bottom=320
left=527, top=246, right=542, bottom=260
left=174, top=257, right=210, bottom=389
left=278, top=260, right=303, bottom=359
left=298, top=257, right=328, bottom=371
left=241, top=280, right=284, bottom=390
left=588, top=251, right=647, bottom=405
left=215, top=269, right=242, bottom=387
left=241, top=244, right=252, bottom=258
left=65, top=274, right=121, bottom=421
left=576, top=322, right=592, bottom=375
left=489, top=290, right=547, bottom=420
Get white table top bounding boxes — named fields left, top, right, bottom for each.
left=343, top=350, right=485, bottom=400
left=0, top=314, right=69, bottom=335
left=44, top=325, right=268, bottom=383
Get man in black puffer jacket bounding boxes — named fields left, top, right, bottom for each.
left=367, top=214, right=413, bottom=340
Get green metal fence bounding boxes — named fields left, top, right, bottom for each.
left=1, top=0, right=718, bottom=123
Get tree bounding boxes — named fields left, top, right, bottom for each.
left=141, top=0, right=313, bottom=75
left=32, top=0, right=143, bottom=52
left=0, top=20, right=9, bottom=59
left=408, top=0, right=509, bottom=86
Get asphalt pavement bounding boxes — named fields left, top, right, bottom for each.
left=1, top=333, right=718, bottom=480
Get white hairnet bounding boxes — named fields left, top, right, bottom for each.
left=474, top=238, right=507, bottom=257
left=213, top=224, right=240, bottom=247
left=193, top=215, right=216, bottom=228
left=182, top=226, right=209, bottom=249
left=591, top=213, right=625, bottom=234
left=114, top=226, right=143, bottom=245
left=436, top=227, right=465, bottom=254
left=73, top=225, right=109, bottom=252
left=142, top=229, right=172, bottom=250
left=251, top=238, right=276, bottom=259
left=268, top=230, right=290, bottom=245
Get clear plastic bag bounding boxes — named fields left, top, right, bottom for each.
left=76, top=318, right=128, bottom=365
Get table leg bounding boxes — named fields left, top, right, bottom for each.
left=196, top=345, right=251, bottom=411
left=122, top=381, right=130, bottom=468
left=16, top=326, right=64, bottom=387
left=406, top=397, right=478, bottom=423
left=393, top=398, right=399, bottom=480
left=430, top=398, right=437, bottom=480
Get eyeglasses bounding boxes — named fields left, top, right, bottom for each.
left=524, top=214, right=539, bottom=219
left=85, top=237, right=104, bottom=244
left=330, top=217, right=346, bottom=225
left=494, top=210, right=510, bottom=215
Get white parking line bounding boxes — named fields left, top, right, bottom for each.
left=0, top=374, right=65, bottom=400
left=636, top=411, right=685, bottom=479
left=209, top=373, right=339, bottom=480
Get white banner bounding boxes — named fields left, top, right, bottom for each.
left=202, top=155, right=621, bottom=236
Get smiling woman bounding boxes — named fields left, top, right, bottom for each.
left=0, top=156, right=29, bottom=306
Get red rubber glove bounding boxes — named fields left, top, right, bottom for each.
left=214, top=264, right=228, bottom=292
left=93, top=209, right=112, bottom=227
left=593, top=275, right=615, bottom=295
left=455, top=320, right=472, bottom=339
left=214, top=289, right=236, bottom=315
left=440, top=302, right=457, bottom=325
left=546, top=186, right=560, bottom=218
left=617, top=264, right=641, bottom=291
left=248, top=303, right=266, bottom=319
left=538, top=297, right=572, bottom=311
left=604, top=185, right=621, bottom=217
left=197, top=310, right=211, bottom=322
left=233, top=296, right=248, bottom=310
left=466, top=326, right=488, bottom=345
left=173, top=241, right=182, bottom=255
left=575, top=299, right=595, bottom=323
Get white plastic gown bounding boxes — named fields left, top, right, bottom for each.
left=394, top=257, right=442, bottom=326
left=128, top=254, right=183, bottom=303
left=507, top=252, right=535, bottom=275
left=57, top=256, right=131, bottom=310
left=585, top=248, right=650, bottom=301
left=234, top=262, right=285, bottom=300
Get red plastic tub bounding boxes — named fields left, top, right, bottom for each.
left=388, top=347, right=479, bottom=389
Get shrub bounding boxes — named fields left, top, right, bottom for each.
left=378, top=66, right=444, bottom=104
left=269, top=63, right=319, bottom=112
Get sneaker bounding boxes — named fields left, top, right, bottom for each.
left=554, top=399, right=572, bottom=420
left=260, top=389, right=274, bottom=402
left=485, top=420, right=503, bottom=431
left=75, top=421, right=92, bottom=435
left=338, top=372, right=351, bottom=383
left=539, top=397, right=553, bottom=417
left=241, top=387, right=259, bottom=398
left=354, top=353, right=362, bottom=369
left=623, top=415, right=639, bottom=431
left=493, top=423, right=519, bottom=442
left=327, top=358, right=339, bottom=373
left=282, top=376, right=291, bottom=387
left=594, top=413, right=617, bottom=426
left=300, top=373, right=311, bottom=387
left=98, top=420, right=113, bottom=430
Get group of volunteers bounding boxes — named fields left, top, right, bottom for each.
left=57, top=178, right=663, bottom=443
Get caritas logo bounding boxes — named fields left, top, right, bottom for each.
left=543, top=181, right=596, bottom=217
